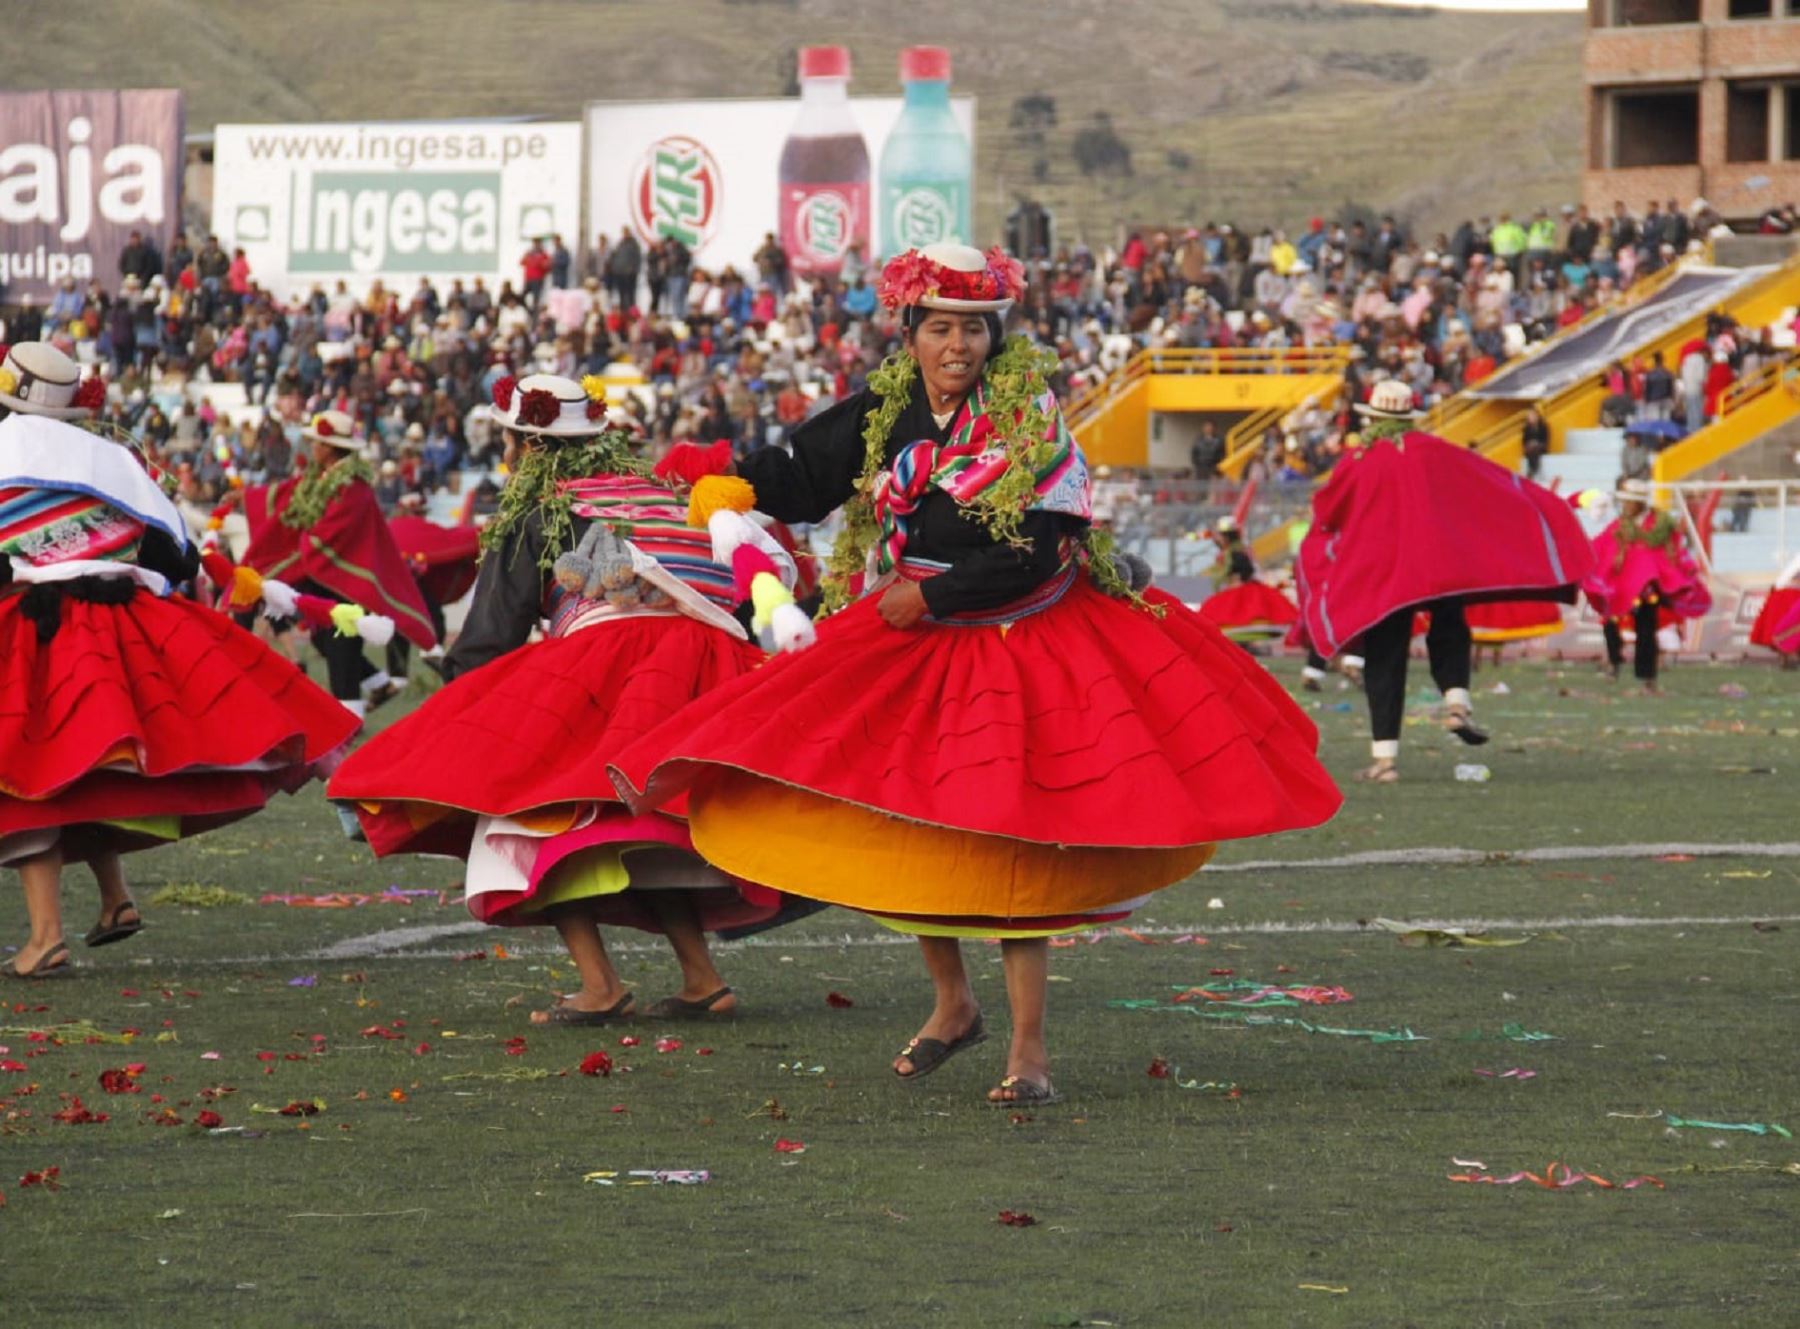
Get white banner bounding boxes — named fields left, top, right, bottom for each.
left=585, top=97, right=976, bottom=282
left=211, top=120, right=583, bottom=300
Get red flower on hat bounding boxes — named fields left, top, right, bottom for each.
left=72, top=377, right=106, bottom=411
left=517, top=388, right=561, bottom=428
left=877, top=250, right=939, bottom=310
left=313, top=416, right=335, bottom=438
left=984, top=246, right=1026, bottom=302
left=585, top=398, right=607, bottom=422
left=491, top=375, right=516, bottom=412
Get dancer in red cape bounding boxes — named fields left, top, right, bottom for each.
left=1749, top=551, right=1800, bottom=667
left=239, top=411, right=436, bottom=717
left=1198, top=516, right=1298, bottom=642
left=612, top=244, right=1341, bottom=1104
left=328, top=375, right=810, bottom=1026
left=1582, top=480, right=1712, bottom=693
left=1296, top=379, right=1593, bottom=782
left=0, top=343, right=354, bottom=979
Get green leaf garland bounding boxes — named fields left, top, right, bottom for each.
left=281, top=454, right=374, bottom=529
left=480, top=431, right=647, bottom=572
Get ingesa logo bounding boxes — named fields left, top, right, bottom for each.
left=631, top=136, right=720, bottom=251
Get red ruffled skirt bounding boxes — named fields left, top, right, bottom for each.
left=1751, top=586, right=1800, bottom=655
left=612, top=577, right=1342, bottom=937
left=1199, top=581, right=1297, bottom=637
left=326, top=614, right=794, bottom=935
left=1463, top=599, right=1565, bottom=643
left=0, top=587, right=358, bottom=865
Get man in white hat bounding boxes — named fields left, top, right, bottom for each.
left=239, top=410, right=437, bottom=717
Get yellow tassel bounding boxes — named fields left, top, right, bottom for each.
left=687, top=474, right=756, bottom=529
left=748, top=571, right=794, bottom=634
left=328, top=602, right=365, bottom=638
left=228, top=565, right=264, bottom=612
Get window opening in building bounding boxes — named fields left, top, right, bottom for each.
left=1726, top=0, right=1775, bottom=20
left=1611, top=89, right=1701, bottom=168
left=1611, top=0, right=1701, bottom=25
left=1728, top=84, right=1772, bottom=162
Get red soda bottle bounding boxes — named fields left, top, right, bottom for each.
left=778, top=46, right=871, bottom=281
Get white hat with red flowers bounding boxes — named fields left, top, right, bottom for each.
left=301, top=409, right=367, bottom=452
left=0, top=342, right=105, bottom=419
left=878, top=243, right=1024, bottom=314
left=490, top=373, right=613, bottom=437
left=1354, top=378, right=1423, bottom=421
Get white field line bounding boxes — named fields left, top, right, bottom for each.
left=173, top=840, right=1798, bottom=965
left=1208, top=842, right=1800, bottom=873
left=195, top=911, right=1800, bottom=966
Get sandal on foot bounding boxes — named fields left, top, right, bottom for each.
left=84, top=902, right=143, bottom=948
left=642, top=986, right=736, bottom=1020
left=986, top=1075, right=1060, bottom=1107
left=3, top=943, right=73, bottom=980
left=893, top=1014, right=987, bottom=1081
left=535, top=991, right=635, bottom=1026
left=1354, top=760, right=1399, bottom=784
left=1445, top=707, right=1489, bottom=746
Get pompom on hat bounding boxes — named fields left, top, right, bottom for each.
left=0, top=342, right=95, bottom=419
left=1354, top=378, right=1423, bottom=422
left=878, top=243, right=1024, bottom=314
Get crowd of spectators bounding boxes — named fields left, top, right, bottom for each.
left=0, top=194, right=1777, bottom=523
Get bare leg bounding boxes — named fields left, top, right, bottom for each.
left=644, top=892, right=736, bottom=1012
left=893, top=935, right=980, bottom=1076
left=988, top=938, right=1052, bottom=1101
left=89, top=851, right=137, bottom=930
left=529, top=906, right=632, bottom=1024
left=14, top=845, right=67, bottom=971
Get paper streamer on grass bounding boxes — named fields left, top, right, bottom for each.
left=1168, top=980, right=1355, bottom=1008
left=1373, top=918, right=1533, bottom=948
left=583, top=1170, right=710, bottom=1186
left=1448, top=1159, right=1664, bottom=1190
left=260, top=888, right=443, bottom=908
left=1665, top=1114, right=1792, bottom=1138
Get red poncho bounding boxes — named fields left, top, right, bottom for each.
left=1296, top=432, right=1594, bottom=658
left=243, top=476, right=438, bottom=648
left=388, top=514, right=481, bottom=606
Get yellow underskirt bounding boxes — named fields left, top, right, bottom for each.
left=99, top=815, right=181, bottom=841
left=687, top=771, right=1213, bottom=921
left=519, top=846, right=633, bottom=914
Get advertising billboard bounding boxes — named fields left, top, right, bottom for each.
left=210, top=120, right=583, bottom=299
left=0, top=89, right=185, bottom=302
left=586, top=96, right=976, bottom=282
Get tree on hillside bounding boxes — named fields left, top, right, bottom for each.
left=1072, top=112, right=1132, bottom=178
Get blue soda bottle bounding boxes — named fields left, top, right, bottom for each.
left=879, top=46, right=971, bottom=257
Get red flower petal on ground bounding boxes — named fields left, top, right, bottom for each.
left=655, top=1038, right=682, bottom=1054
left=997, top=1209, right=1037, bottom=1227
left=825, top=991, right=854, bottom=1009
left=412, top=1043, right=431, bottom=1056
left=194, top=1110, right=223, bottom=1129
left=491, top=376, right=516, bottom=411
left=1210, top=968, right=1235, bottom=977
left=773, top=1138, right=807, bottom=1154
left=0, top=1060, right=27, bottom=1073
left=19, top=1167, right=60, bottom=1190
left=277, top=1100, right=321, bottom=1117
left=52, top=1096, right=107, bottom=1124
left=1146, top=1057, right=1171, bottom=1080
left=360, top=1026, right=402, bottom=1041
left=97, top=1068, right=140, bottom=1095
left=579, top=1051, right=613, bottom=1078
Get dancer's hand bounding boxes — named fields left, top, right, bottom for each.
left=878, top=580, right=928, bottom=630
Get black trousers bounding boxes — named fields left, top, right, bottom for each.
left=1363, top=599, right=1472, bottom=743
left=310, top=625, right=376, bottom=700
left=1603, top=601, right=1661, bottom=682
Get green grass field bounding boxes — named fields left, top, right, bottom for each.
left=3, top=658, right=1796, bottom=1326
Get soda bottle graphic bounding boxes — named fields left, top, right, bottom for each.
left=880, top=46, right=971, bottom=257
left=777, top=45, right=871, bottom=281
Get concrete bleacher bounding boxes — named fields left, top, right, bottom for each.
left=1541, top=426, right=1626, bottom=496
left=1710, top=509, right=1789, bottom=575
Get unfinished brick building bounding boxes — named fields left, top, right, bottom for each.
left=1587, top=1, right=1800, bottom=220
